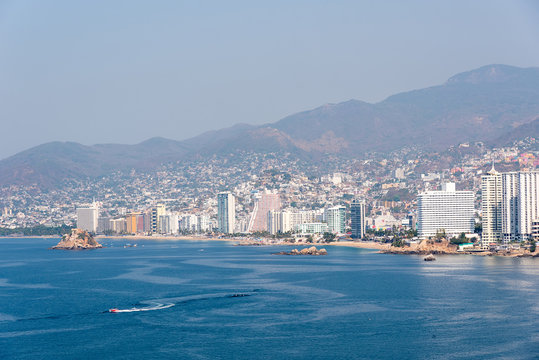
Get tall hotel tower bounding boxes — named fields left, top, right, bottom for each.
left=76, top=202, right=99, bottom=233
left=481, top=166, right=502, bottom=247
left=350, top=200, right=366, bottom=239
left=501, top=171, right=539, bottom=243
left=417, top=183, right=474, bottom=239
left=218, top=192, right=235, bottom=234
left=481, top=170, right=539, bottom=244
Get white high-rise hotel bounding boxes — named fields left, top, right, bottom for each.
left=481, top=169, right=539, bottom=246
left=481, top=166, right=502, bottom=246
left=417, top=183, right=474, bottom=239
left=76, top=203, right=99, bottom=233
left=217, top=192, right=235, bottom=234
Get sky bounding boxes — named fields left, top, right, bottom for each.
left=1, top=0, right=539, bottom=159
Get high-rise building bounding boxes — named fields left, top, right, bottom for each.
left=481, top=166, right=502, bottom=247
left=248, top=191, right=281, bottom=232
left=218, top=192, right=235, bottom=234
left=500, top=171, right=539, bottom=242
left=150, top=204, right=166, bottom=234
left=350, top=200, right=366, bottom=239
left=126, top=212, right=141, bottom=234
left=197, top=215, right=211, bottom=233
left=76, top=203, right=99, bottom=233
left=326, top=206, right=346, bottom=234
left=97, top=216, right=112, bottom=233
left=417, top=183, right=474, bottom=239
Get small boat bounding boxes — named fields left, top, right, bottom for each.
left=109, top=308, right=119, bottom=313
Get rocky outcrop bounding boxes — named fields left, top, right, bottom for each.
left=273, top=246, right=328, bottom=256
left=383, top=239, right=458, bottom=255
left=51, top=229, right=102, bottom=250
left=424, top=254, right=436, bottom=261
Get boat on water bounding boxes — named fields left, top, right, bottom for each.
left=109, top=308, right=119, bottom=313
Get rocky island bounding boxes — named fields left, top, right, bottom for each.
left=51, top=228, right=102, bottom=250
left=273, top=246, right=328, bottom=256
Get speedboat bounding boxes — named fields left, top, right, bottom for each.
left=109, top=308, right=119, bottom=313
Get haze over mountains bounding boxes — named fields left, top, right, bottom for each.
left=2, top=64, right=539, bottom=189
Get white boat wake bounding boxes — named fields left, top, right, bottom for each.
left=108, top=291, right=256, bottom=314
left=109, top=303, right=174, bottom=313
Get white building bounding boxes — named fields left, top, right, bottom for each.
left=481, top=166, right=502, bottom=247
left=326, top=206, right=346, bottom=234
left=295, top=222, right=329, bottom=234
left=501, top=171, right=539, bottom=242
left=218, top=192, right=235, bottom=234
left=76, top=204, right=99, bottom=233
left=197, top=215, right=211, bottom=233
left=417, top=183, right=474, bottom=239
left=180, top=214, right=198, bottom=232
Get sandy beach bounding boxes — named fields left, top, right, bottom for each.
left=95, top=234, right=238, bottom=242
left=326, top=241, right=391, bottom=250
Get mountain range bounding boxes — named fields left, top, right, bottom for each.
left=2, top=64, right=539, bottom=188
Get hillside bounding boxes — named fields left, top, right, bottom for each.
left=1, top=64, right=538, bottom=188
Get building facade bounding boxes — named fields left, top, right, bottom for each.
left=501, top=171, right=539, bottom=242
left=350, top=200, right=365, bottom=239
left=417, top=183, right=474, bottom=239
left=481, top=166, right=502, bottom=247
left=248, top=191, right=281, bottom=232
left=76, top=204, right=99, bottom=233
left=326, top=206, right=346, bottom=234
left=218, top=192, right=235, bottom=234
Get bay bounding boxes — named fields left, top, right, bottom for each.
left=0, top=238, right=538, bottom=359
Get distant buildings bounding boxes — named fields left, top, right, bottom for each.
left=218, top=192, right=235, bottom=234
left=417, top=183, right=474, bottom=239
left=76, top=203, right=99, bottom=232
left=482, top=169, right=539, bottom=245
left=350, top=200, right=365, bottom=238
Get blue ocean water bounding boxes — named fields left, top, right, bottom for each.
left=1, top=238, right=538, bottom=360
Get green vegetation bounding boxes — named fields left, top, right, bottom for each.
left=435, top=229, right=446, bottom=241
left=0, top=225, right=73, bottom=236
left=322, top=232, right=336, bottom=242
left=530, top=239, right=536, bottom=253
left=392, top=239, right=405, bottom=247
left=450, top=232, right=468, bottom=245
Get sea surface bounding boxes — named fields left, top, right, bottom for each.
left=1, top=238, right=538, bottom=360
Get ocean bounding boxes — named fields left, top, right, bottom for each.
left=1, top=238, right=538, bottom=359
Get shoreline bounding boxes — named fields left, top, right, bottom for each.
left=1, top=235, right=535, bottom=257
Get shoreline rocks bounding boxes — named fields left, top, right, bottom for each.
left=273, top=246, right=328, bottom=256
left=51, top=229, right=102, bottom=250
left=424, top=254, right=436, bottom=261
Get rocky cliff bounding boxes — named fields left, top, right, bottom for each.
left=51, top=228, right=102, bottom=250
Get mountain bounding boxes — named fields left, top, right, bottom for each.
left=1, top=64, right=538, bottom=188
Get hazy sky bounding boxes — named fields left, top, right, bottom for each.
left=1, top=0, right=539, bottom=159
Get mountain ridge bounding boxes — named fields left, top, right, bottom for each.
left=2, top=64, right=538, bottom=188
